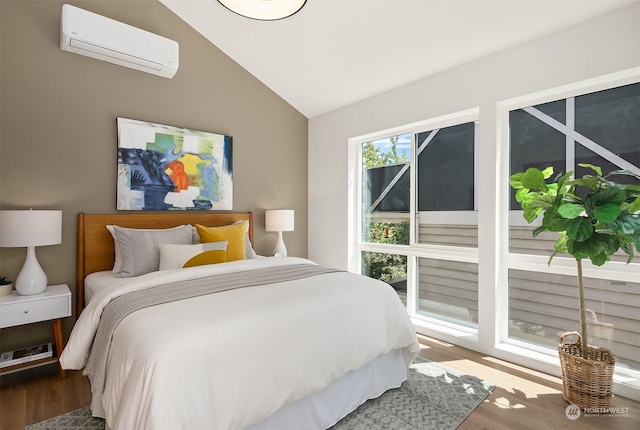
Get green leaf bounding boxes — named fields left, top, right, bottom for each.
left=541, top=208, right=574, bottom=232
left=532, top=225, right=546, bottom=237
left=592, top=186, right=626, bottom=206
left=515, top=188, right=530, bottom=204
left=510, top=172, right=525, bottom=190
left=565, top=217, right=593, bottom=241
left=627, top=252, right=635, bottom=264
left=526, top=194, right=555, bottom=210
left=620, top=241, right=635, bottom=263
left=606, top=169, right=640, bottom=181
left=629, top=195, right=640, bottom=214
left=586, top=232, right=606, bottom=256
left=589, top=251, right=608, bottom=266
left=593, top=203, right=622, bottom=223
left=608, top=213, right=640, bottom=234
left=557, top=203, right=584, bottom=219
left=568, top=239, right=590, bottom=260
left=554, top=235, right=568, bottom=254
left=569, top=177, right=600, bottom=192
left=542, top=167, right=554, bottom=179
left=523, top=206, right=543, bottom=223
left=578, top=163, right=602, bottom=176
left=563, top=192, right=583, bottom=203
left=598, top=233, right=620, bottom=255
left=556, top=172, right=574, bottom=195
left=521, top=168, right=549, bottom=192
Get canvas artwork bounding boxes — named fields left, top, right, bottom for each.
left=116, top=117, right=233, bottom=210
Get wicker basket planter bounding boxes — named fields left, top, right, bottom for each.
left=558, top=331, right=615, bottom=409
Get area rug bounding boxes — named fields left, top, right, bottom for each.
left=26, top=357, right=494, bottom=430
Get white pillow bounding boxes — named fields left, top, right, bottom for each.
left=107, top=225, right=188, bottom=274
left=159, top=241, right=228, bottom=271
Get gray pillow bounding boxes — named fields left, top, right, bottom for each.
left=114, top=225, right=194, bottom=277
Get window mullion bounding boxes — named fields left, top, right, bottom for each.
left=409, top=132, right=417, bottom=248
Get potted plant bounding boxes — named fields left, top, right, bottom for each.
left=0, top=276, right=13, bottom=296
left=510, top=163, right=640, bottom=409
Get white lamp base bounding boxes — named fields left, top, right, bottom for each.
left=272, top=231, right=288, bottom=257
left=15, top=246, right=48, bottom=296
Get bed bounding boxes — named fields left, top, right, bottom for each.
left=60, top=212, right=420, bottom=430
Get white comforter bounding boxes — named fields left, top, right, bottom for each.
left=60, top=257, right=420, bottom=430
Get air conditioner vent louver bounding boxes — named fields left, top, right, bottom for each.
left=68, top=39, right=164, bottom=72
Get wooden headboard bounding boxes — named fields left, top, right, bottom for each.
left=76, top=212, right=253, bottom=315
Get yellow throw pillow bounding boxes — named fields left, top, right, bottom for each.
left=196, top=223, right=247, bottom=261
left=183, top=250, right=227, bottom=268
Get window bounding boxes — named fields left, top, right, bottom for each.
left=505, top=80, right=640, bottom=381
left=509, top=82, right=640, bottom=262
left=361, top=251, right=407, bottom=304
left=349, top=69, right=639, bottom=398
left=361, top=134, right=410, bottom=301
left=362, top=134, right=410, bottom=246
left=414, top=120, right=478, bottom=328
left=508, top=270, right=640, bottom=374
left=417, top=258, right=478, bottom=328
left=416, top=122, right=477, bottom=247
left=354, top=110, right=479, bottom=329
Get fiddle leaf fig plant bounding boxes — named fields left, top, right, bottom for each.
left=510, top=163, right=640, bottom=358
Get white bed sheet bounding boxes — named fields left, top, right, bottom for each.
left=83, top=271, right=123, bottom=305
left=61, top=257, right=420, bottom=430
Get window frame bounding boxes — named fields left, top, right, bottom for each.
left=498, top=68, right=640, bottom=387
left=349, top=108, right=480, bottom=332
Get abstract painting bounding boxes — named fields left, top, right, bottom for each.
left=116, top=117, right=233, bottom=210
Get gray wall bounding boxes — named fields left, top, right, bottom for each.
left=0, top=0, right=308, bottom=346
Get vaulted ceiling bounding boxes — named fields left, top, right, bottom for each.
left=160, top=0, right=637, bottom=118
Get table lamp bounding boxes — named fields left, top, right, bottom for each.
left=265, top=209, right=294, bottom=256
left=0, top=210, right=62, bottom=295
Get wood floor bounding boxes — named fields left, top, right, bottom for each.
left=1, top=334, right=638, bottom=430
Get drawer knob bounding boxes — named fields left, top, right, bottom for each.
left=24, top=310, right=29, bottom=314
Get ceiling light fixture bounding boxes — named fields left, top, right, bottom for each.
left=217, top=0, right=306, bottom=21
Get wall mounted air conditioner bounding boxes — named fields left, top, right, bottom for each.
left=60, top=4, right=179, bottom=79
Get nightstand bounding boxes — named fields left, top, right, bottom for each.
left=0, top=284, right=72, bottom=379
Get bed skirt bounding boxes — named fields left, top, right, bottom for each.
left=90, top=349, right=406, bottom=429
left=248, top=349, right=407, bottom=430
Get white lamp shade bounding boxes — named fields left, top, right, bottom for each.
left=217, top=0, right=306, bottom=21
left=0, top=210, right=62, bottom=247
left=265, top=210, right=294, bottom=232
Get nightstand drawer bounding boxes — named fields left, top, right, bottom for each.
left=1, top=296, right=69, bottom=327
left=0, top=284, right=72, bottom=329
